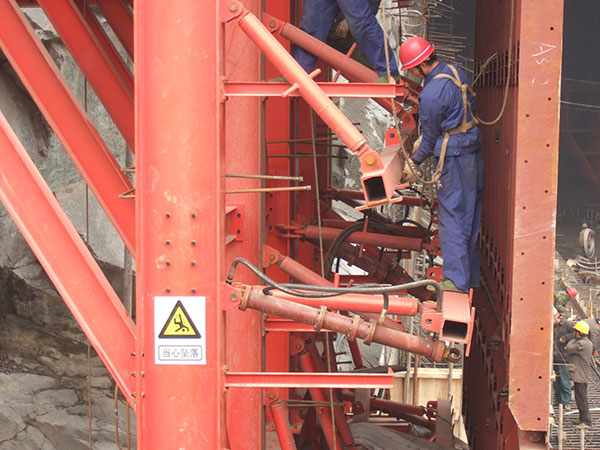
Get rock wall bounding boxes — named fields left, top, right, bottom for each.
left=0, top=11, right=135, bottom=449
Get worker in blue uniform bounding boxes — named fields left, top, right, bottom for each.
left=291, top=0, right=400, bottom=82
left=399, top=37, right=484, bottom=292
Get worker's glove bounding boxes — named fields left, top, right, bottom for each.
left=401, top=159, right=418, bottom=185
left=411, top=135, right=422, bottom=157
left=334, top=19, right=349, bottom=38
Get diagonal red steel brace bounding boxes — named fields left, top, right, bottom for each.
left=0, top=110, right=136, bottom=407
left=74, top=0, right=134, bottom=95
left=36, top=0, right=135, bottom=150
left=0, top=0, right=135, bottom=255
left=222, top=1, right=405, bottom=207
left=95, top=0, right=134, bottom=61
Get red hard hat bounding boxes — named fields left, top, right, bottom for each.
left=399, top=37, right=435, bottom=70
left=567, top=287, right=578, bottom=298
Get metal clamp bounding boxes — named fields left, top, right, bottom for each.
left=364, top=319, right=377, bottom=346
left=313, top=305, right=327, bottom=332
left=348, top=314, right=361, bottom=342
left=239, top=285, right=252, bottom=311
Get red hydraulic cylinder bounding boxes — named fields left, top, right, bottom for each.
left=298, top=351, right=343, bottom=450
left=232, top=4, right=404, bottom=206
left=135, top=1, right=224, bottom=449
left=244, top=289, right=451, bottom=362
left=303, top=225, right=424, bottom=251
left=267, top=393, right=298, bottom=450
left=37, top=0, right=135, bottom=149
left=0, top=0, right=135, bottom=255
left=0, top=110, right=136, bottom=404
left=96, top=0, right=134, bottom=60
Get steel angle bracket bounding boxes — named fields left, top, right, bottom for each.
left=421, top=290, right=475, bottom=356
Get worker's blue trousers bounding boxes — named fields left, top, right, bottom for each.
left=553, top=363, right=572, bottom=405
left=291, top=0, right=399, bottom=76
left=436, top=151, right=484, bottom=292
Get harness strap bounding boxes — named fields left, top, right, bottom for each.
left=429, top=65, right=479, bottom=185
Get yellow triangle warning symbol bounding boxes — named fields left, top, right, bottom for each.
left=159, top=300, right=201, bottom=339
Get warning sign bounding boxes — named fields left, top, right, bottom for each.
left=154, top=296, right=206, bottom=365
left=158, top=301, right=201, bottom=338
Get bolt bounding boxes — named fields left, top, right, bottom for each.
left=165, top=240, right=171, bottom=246
left=131, top=393, right=136, bottom=398
left=268, top=391, right=276, bottom=399
left=141, top=352, right=145, bottom=357
left=365, top=154, right=376, bottom=165
left=191, top=260, right=196, bottom=266
left=191, top=213, right=196, bottom=218
left=166, top=260, right=171, bottom=266
left=296, top=344, right=302, bottom=350
left=165, top=212, right=171, bottom=218
left=165, top=287, right=171, bottom=293
left=131, top=372, right=136, bottom=377
left=237, top=213, right=241, bottom=218
left=269, top=20, right=276, bottom=28
left=230, top=293, right=239, bottom=302
left=191, top=240, right=197, bottom=246
left=269, top=254, right=275, bottom=261
left=236, top=229, right=241, bottom=234
left=229, top=3, right=238, bottom=12
left=141, top=371, right=145, bottom=377
left=130, top=352, right=136, bottom=357
left=191, top=288, right=197, bottom=294
left=142, top=392, right=146, bottom=398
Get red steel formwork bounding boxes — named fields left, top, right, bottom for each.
left=466, top=1, right=563, bottom=449
left=0, top=0, right=564, bottom=449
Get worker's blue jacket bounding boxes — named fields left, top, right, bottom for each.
left=292, top=0, right=399, bottom=76
left=411, top=61, right=484, bottom=293
left=412, top=61, right=482, bottom=165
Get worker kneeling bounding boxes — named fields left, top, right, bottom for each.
left=399, top=37, right=483, bottom=293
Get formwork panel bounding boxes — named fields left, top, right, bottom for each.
left=470, top=0, right=563, bottom=447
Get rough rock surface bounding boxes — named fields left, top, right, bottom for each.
left=0, top=10, right=135, bottom=450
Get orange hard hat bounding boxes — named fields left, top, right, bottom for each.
left=567, top=287, right=578, bottom=298
left=399, top=37, right=434, bottom=70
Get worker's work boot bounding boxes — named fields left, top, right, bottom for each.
left=439, top=278, right=461, bottom=292
left=375, top=74, right=400, bottom=83
left=575, top=422, right=591, bottom=429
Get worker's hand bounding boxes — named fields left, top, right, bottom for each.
left=401, top=159, right=418, bottom=185
left=411, top=135, right=423, bottom=157
left=335, top=19, right=349, bottom=38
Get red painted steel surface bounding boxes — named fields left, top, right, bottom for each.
left=225, top=371, right=393, bottom=389
left=466, top=0, right=564, bottom=448
left=0, top=0, right=135, bottom=255
left=224, top=81, right=397, bottom=98
left=95, top=0, right=134, bottom=60
left=74, top=0, right=134, bottom=95
left=0, top=110, right=136, bottom=404
left=135, top=1, right=225, bottom=448
left=37, top=0, right=135, bottom=149
left=223, top=0, right=263, bottom=446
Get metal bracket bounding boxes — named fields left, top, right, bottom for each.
left=225, top=204, right=244, bottom=244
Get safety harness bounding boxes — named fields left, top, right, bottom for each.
left=421, top=64, right=479, bottom=185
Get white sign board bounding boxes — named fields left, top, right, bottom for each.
left=154, top=296, right=206, bottom=365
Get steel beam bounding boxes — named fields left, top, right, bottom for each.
left=96, top=0, right=134, bottom=60
left=74, top=0, right=134, bottom=95
left=0, top=110, right=136, bottom=406
left=0, top=0, right=135, bottom=255
left=225, top=372, right=393, bottom=389
left=135, top=0, right=224, bottom=448
left=36, top=0, right=135, bottom=149
left=224, top=81, right=397, bottom=98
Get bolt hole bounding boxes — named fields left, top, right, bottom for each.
left=544, top=190, right=549, bottom=193
left=550, top=26, right=554, bottom=30
left=541, top=281, right=545, bottom=285
left=517, top=388, right=521, bottom=392
left=524, top=160, right=528, bottom=163
left=543, top=236, right=547, bottom=239
left=546, top=144, right=550, bottom=147
left=540, top=327, right=544, bottom=331
left=521, top=252, right=525, bottom=255
left=520, top=297, right=524, bottom=301
left=525, top=113, right=530, bottom=118
left=522, top=206, right=526, bottom=210
left=547, top=97, right=551, bottom=101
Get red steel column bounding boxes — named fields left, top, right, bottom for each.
left=0, top=0, right=135, bottom=255
left=37, top=0, right=135, bottom=149
left=135, top=0, right=224, bottom=448
left=0, top=110, right=136, bottom=403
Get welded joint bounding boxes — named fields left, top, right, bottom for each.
left=363, top=319, right=377, bottom=346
